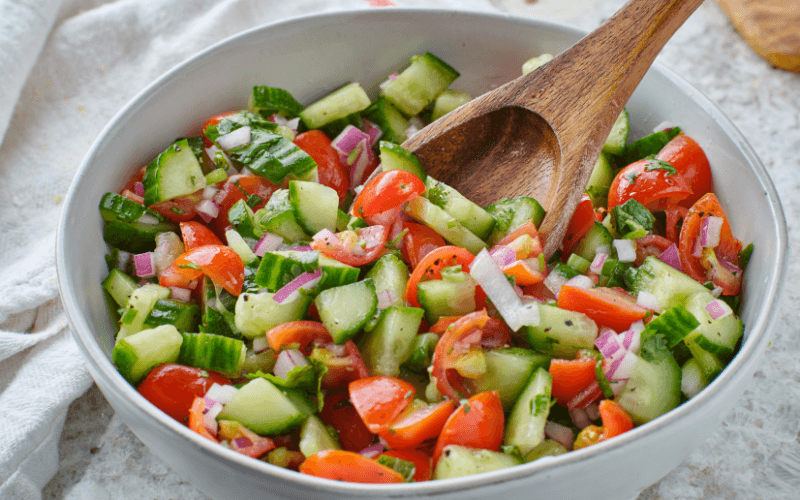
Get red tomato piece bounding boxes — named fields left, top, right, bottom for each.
left=138, top=364, right=232, bottom=423
left=318, top=391, right=375, bottom=452
left=379, top=449, right=433, bottom=482
left=149, top=193, right=201, bottom=222
left=299, top=450, right=406, bottom=483
left=561, top=194, right=595, bottom=256
left=634, top=234, right=673, bottom=267
left=556, top=285, right=646, bottom=332
left=294, top=130, right=349, bottom=203
left=566, top=380, right=604, bottom=410
left=158, top=261, right=198, bottom=289
left=311, top=225, right=388, bottom=267
left=607, top=158, right=693, bottom=212
left=432, top=391, right=505, bottom=466
left=548, top=358, right=598, bottom=407
left=316, top=341, right=371, bottom=390
left=207, top=174, right=280, bottom=239
left=266, top=321, right=333, bottom=353
left=378, top=399, right=456, bottom=449
left=188, top=397, right=218, bottom=442
left=656, top=133, right=713, bottom=208
left=348, top=376, right=416, bottom=434
left=219, top=421, right=276, bottom=458
left=401, top=222, right=446, bottom=268
left=404, top=246, right=476, bottom=307
left=173, top=245, right=244, bottom=296
left=598, top=399, right=634, bottom=439
left=351, top=170, right=425, bottom=218
left=663, top=203, right=689, bottom=244
left=180, top=221, right=223, bottom=250
left=202, top=111, right=237, bottom=148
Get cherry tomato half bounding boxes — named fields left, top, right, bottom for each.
left=351, top=170, right=425, bottom=218
left=173, top=245, right=244, bottom=296
left=349, top=376, right=416, bottom=434
left=180, top=221, right=223, bottom=250
left=299, top=450, right=406, bottom=484
left=608, top=158, right=692, bottom=212
left=404, top=246, right=476, bottom=307
left=556, top=285, right=646, bottom=332
left=318, top=391, right=375, bottom=452
left=137, top=363, right=232, bottom=423
left=311, top=225, right=388, bottom=267
left=207, top=174, right=279, bottom=239
left=656, top=133, right=713, bottom=208
left=401, top=222, right=446, bottom=268
left=294, top=131, right=349, bottom=204
left=432, top=391, right=505, bottom=466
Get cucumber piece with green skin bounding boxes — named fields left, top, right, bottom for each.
left=255, top=250, right=320, bottom=291
left=467, top=348, right=552, bottom=411
left=143, top=298, right=200, bottom=333
left=103, top=220, right=179, bottom=255
left=524, top=439, right=568, bottom=462
left=228, top=128, right=317, bottom=185
left=319, top=112, right=363, bottom=140
left=362, top=98, right=409, bottom=145
left=681, top=357, right=709, bottom=399
left=234, top=292, right=311, bottom=339
left=381, top=53, right=460, bottom=118
left=315, top=279, right=378, bottom=344
left=364, top=253, right=409, bottom=310
left=619, top=126, right=682, bottom=166
left=259, top=209, right=309, bottom=244
left=248, top=86, right=304, bottom=118
left=629, top=256, right=709, bottom=311
left=289, top=180, right=338, bottom=236
left=217, top=378, right=306, bottom=435
left=416, top=269, right=477, bottom=323
left=431, top=89, right=472, bottom=121
left=299, top=82, right=371, bottom=130
left=178, top=333, right=246, bottom=378
left=358, top=306, right=424, bottom=377
left=143, top=139, right=206, bottom=207
left=585, top=151, right=614, bottom=208
left=683, top=292, right=743, bottom=357
left=200, top=277, right=242, bottom=340
left=228, top=199, right=264, bottom=240
left=684, top=335, right=725, bottom=380
left=379, top=141, right=427, bottom=182
left=402, top=197, right=487, bottom=255
left=433, top=445, right=521, bottom=480
left=572, top=221, right=614, bottom=262
left=112, top=325, right=183, bottom=385
left=225, top=229, right=258, bottom=265
left=525, top=304, right=598, bottom=358
left=299, top=415, right=341, bottom=458
left=484, top=197, right=546, bottom=246
left=424, top=177, right=495, bottom=240
left=504, top=367, right=552, bottom=455
left=602, top=109, right=630, bottom=156
left=616, top=339, right=682, bottom=425
left=102, top=269, right=139, bottom=308
left=403, top=332, right=439, bottom=373
left=99, top=192, right=168, bottom=224
left=117, top=284, right=171, bottom=341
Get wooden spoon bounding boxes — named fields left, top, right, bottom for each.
left=402, top=0, right=704, bottom=257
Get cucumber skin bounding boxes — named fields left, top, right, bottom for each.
left=358, top=306, right=424, bottom=377
left=525, top=304, right=598, bottom=359
left=616, top=350, right=681, bottom=425
left=629, top=256, right=709, bottom=311
left=102, top=269, right=139, bottom=308
left=112, top=325, right=183, bottom=385
left=504, top=368, right=552, bottom=455
left=177, top=333, right=245, bottom=378
left=143, top=139, right=206, bottom=207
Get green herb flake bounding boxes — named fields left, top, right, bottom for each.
left=643, top=159, right=678, bottom=176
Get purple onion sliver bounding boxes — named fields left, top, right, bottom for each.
left=134, top=252, right=156, bottom=278
left=359, top=443, right=385, bottom=458
left=134, top=181, right=145, bottom=197
left=233, top=437, right=253, bottom=449
left=659, top=243, right=683, bottom=272
left=719, top=257, right=742, bottom=274
left=273, top=270, right=322, bottom=304
left=360, top=119, right=383, bottom=147
left=331, top=125, right=370, bottom=156
left=589, top=253, right=608, bottom=274
left=544, top=421, right=574, bottom=451
left=489, top=245, right=517, bottom=268
left=699, top=216, right=722, bottom=248
left=595, top=328, right=622, bottom=358
left=705, top=299, right=728, bottom=320
left=253, top=232, right=282, bottom=257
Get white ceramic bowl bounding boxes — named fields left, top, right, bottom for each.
left=57, top=8, right=788, bottom=500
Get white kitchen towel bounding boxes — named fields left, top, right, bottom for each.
left=0, top=0, right=495, bottom=498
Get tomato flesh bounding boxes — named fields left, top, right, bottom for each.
left=608, top=159, right=693, bottom=212
left=557, top=285, right=646, bottom=332
left=432, top=391, right=505, bottom=465
left=294, top=130, right=349, bottom=203
left=137, top=363, right=232, bottom=423
left=352, top=170, right=425, bottom=218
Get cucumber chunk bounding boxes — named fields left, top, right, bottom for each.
left=572, top=221, right=614, bottom=262
left=403, top=197, right=487, bottom=255
left=431, top=89, right=471, bottom=121
left=616, top=339, right=681, bottom=425
left=358, top=306, right=424, bottom=377
left=433, top=445, right=520, bottom=480
left=585, top=152, right=614, bottom=208
left=143, top=139, right=206, bottom=207
left=117, top=284, right=171, bottom=341
left=299, top=415, right=341, bottom=457
left=255, top=189, right=310, bottom=243
left=364, top=253, right=409, bottom=310
left=363, top=98, right=409, bottom=145
left=102, top=220, right=178, bottom=255
left=629, top=256, right=709, bottom=311
left=289, top=180, right=338, bottom=236
left=143, top=298, right=200, bottom=333
left=525, top=304, right=598, bottom=358
left=299, top=82, right=371, bottom=130
left=112, top=325, right=183, bottom=385
left=382, top=53, right=460, bottom=117
left=484, top=197, right=546, bottom=246
left=468, top=348, right=552, bottom=411
left=522, top=54, right=554, bottom=75
left=416, top=270, right=477, bottom=323
left=178, top=332, right=246, bottom=378
left=380, top=141, right=427, bottom=182
left=100, top=192, right=168, bottom=224
left=102, top=269, right=139, bottom=308
left=217, top=378, right=306, bottom=435
left=683, top=292, right=743, bottom=357
left=234, top=292, right=310, bottom=339
left=315, top=279, right=378, bottom=344
left=425, top=177, right=495, bottom=240
left=619, top=126, right=682, bottom=166
left=504, top=367, right=552, bottom=455
left=602, top=109, right=630, bottom=156
left=248, top=86, right=304, bottom=118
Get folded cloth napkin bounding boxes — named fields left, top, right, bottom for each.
left=0, top=0, right=495, bottom=498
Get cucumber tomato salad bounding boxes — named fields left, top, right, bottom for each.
left=101, top=52, right=753, bottom=483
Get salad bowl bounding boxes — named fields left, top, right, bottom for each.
left=56, top=7, right=787, bottom=500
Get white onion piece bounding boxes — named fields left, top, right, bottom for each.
left=154, top=232, right=185, bottom=275
left=203, top=402, right=222, bottom=435
left=618, top=328, right=641, bottom=354
left=636, top=291, right=661, bottom=312
left=705, top=299, right=731, bottom=320
left=700, top=216, right=723, bottom=248
left=659, top=243, right=683, bottom=271
left=252, top=337, right=269, bottom=354
left=719, top=258, right=742, bottom=274
left=606, top=350, right=639, bottom=381
left=217, top=126, right=251, bottom=151
left=274, top=349, right=308, bottom=380
left=544, top=421, right=574, bottom=451
left=595, top=327, right=623, bottom=359
left=285, top=117, right=300, bottom=132
left=312, top=228, right=340, bottom=248
left=652, top=120, right=675, bottom=133
left=202, top=186, right=219, bottom=200
left=205, top=383, right=239, bottom=406
left=253, top=232, right=283, bottom=257
left=196, top=200, right=220, bottom=223
left=469, top=249, right=530, bottom=331
left=489, top=245, right=517, bottom=268
left=353, top=184, right=364, bottom=195
left=585, top=403, right=600, bottom=421
left=589, top=252, right=608, bottom=274
left=515, top=302, right=540, bottom=328
left=134, top=252, right=156, bottom=278
left=137, top=213, right=161, bottom=225
left=569, top=408, right=592, bottom=430
left=273, top=269, right=322, bottom=304
left=377, top=289, right=397, bottom=310
left=543, top=271, right=568, bottom=298
left=629, top=320, right=645, bottom=334
left=169, top=287, right=191, bottom=302
left=323, top=342, right=348, bottom=357
left=613, top=239, right=636, bottom=263
left=564, top=275, right=593, bottom=289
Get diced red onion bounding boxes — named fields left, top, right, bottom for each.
left=543, top=271, right=568, bottom=298
left=312, top=228, right=340, bottom=248
left=595, top=327, right=623, bottom=358
left=636, top=290, right=661, bottom=312
left=377, top=289, right=397, bottom=310
left=585, top=403, right=600, bottom=421
left=659, top=243, right=683, bottom=272
left=332, top=125, right=371, bottom=158
left=274, top=349, right=308, bottom=380
left=719, top=258, right=742, bottom=275
left=359, top=443, right=385, bottom=459
left=360, top=119, right=383, bottom=147
left=252, top=337, right=269, bottom=354
left=489, top=245, right=517, bottom=268
left=652, top=120, right=675, bottom=132
left=569, top=408, right=592, bottom=430
left=169, top=287, right=192, bottom=302
left=613, top=239, right=636, bottom=263
left=134, top=181, right=145, bottom=197
left=710, top=286, right=723, bottom=298
left=253, top=232, right=283, bottom=257
left=705, top=299, right=731, bottom=320
left=233, top=436, right=253, bottom=449
left=217, top=126, right=251, bottom=151
left=378, top=72, right=399, bottom=90
left=564, top=275, right=593, bottom=289
left=202, top=186, right=219, bottom=200
left=203, top=402, right=222, bottom=435
left=589, top=252, right=608, bottom=274
left=268, top=114, right=288, bottom=126
left=544, top=421, right=574, bottom=451
left=350, top=141, right=374, bottom=189
left=196, top=199, right=220, bottom=223
left=605, top=350, right=639, bottom=381
left=134, top=252, right=156, bottom=278
left=469, top=249, right=529, bottom=331
left=692, top=238, right=703, bottom=258
left=618, top=327, right=641, bottom=354
left=699, top=216, right=723, bottom=248
left=323, top=342, right=348, bottom=357
left=273, top=269, right=322, bottom=304
left=205, top=383, right=239, bottom=406
left=291, top=245, right=313, bottom=252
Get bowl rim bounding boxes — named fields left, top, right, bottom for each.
left=56, top=6, right=789, bottom=496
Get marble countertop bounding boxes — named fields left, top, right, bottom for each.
left=43, top=1, right=800, bottom=499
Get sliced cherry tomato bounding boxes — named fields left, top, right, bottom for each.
left=495, top=221, right=542, bottom=248
left=548, top=358, right=598, bottom=407
left=634, top=234, right=673, bottom=267
left=656, top=133, right=713, bottom=208
left=180, top=221, right=223, bottom=250
left=678, top=193, right=743, bottom=295
left=314, top=341, right=370, bottom=390
left=561, top=194, right=595, bottom=256
left=401, top=222, right=446, bottom=268
left=149, top=193, right=201, bottom=222
left=608, top=158, right=693, bottom=212
left=566, top=380, right=604, bottom=410
left=598, top=399, right=634, bottom=439
left=348, top=376, right=416, bottom=434
left=188, top=397, right=218, bottom=441
left=173, top=245, right=244, bottom=296
left=207, top=174, right=280, bottom=238
left=663, top=203, right=689, bottom=244
left=557, top=285, right=646, bottom=332
left=432, top=391, right=505, bottom=465
left=404, top=246, right=475, bottom=307
left=351, top=170, right=425, bottom=218
left=121, top=165, right=146, bottom=195
left=266, top=321, right=333, bottom=353
left=503, top=259, right=546, bottom=286
left=429, top=316, right=462, bottom=335
left=294, top=130, right=349, bottom=203
left=299, top=450, right=406, bottom=483
left=378, top=399, right=455, bottom=449
left=158, top=262, right=198, bottom=289
left=202, top=111, right=237, bottom=148
left=218, top=421, right=276, bottom=458
left=379, top=449, right=433, bottom=482
left=138, top=364, right=232, bottom=423
left=318, top=391, right=375, bottom=452
left=311, top=225, right=388, bottom=267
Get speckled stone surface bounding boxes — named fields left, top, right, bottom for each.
left=44, top=1, right=800, bottom=499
